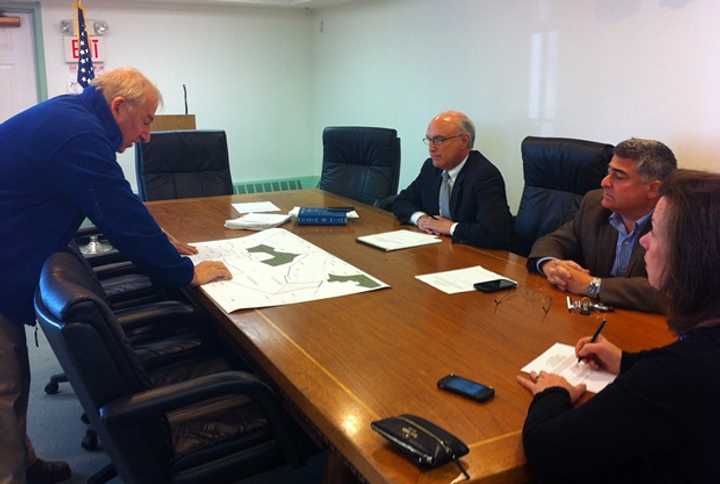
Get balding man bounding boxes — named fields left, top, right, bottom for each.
left=393, top=111, right=513, bottom=248
left=0, top=68, right=230, bottom=484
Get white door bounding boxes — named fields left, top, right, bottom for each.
left=0, top=12, right=38, bottom=122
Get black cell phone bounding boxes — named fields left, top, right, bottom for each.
left=473, top=279, right=517, bottom=293
left=437, top=374, right=495, bottom=402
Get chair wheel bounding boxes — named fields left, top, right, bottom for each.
left=82, top=430, right=99, bottom=451
left=44, top=382, right=59, bottom=395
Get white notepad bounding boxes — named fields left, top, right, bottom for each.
left=357, top=229, right=441, bottom=251
left=521, top=342, right=616, bottom=393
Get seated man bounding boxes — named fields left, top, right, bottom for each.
left=527, top=138, right=677, bottom=313
left=393, top=111, right=513, bottom=249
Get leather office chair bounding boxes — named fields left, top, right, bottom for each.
left=512, top=136, right=613, bottom=256
left=35, top=252, right=302, bottom=484
left=318, top=126, right=401, bottom=206
left=135, top=130, right=234, bottom=201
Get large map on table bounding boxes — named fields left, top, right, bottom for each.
left=189, top=228, right=389, bottom=313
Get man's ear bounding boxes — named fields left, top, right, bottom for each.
left=647, top=179, right=662, bottom=200
left=109, top=96, right=127, bottom=117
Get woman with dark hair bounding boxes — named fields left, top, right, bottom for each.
left=517, top=169, right=720, bottom=483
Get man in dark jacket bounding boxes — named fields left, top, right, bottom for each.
left=393, top=111, right=513, bottom=249
left=527, top=138, right=677, bottom=313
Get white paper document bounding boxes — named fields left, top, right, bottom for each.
left=190, top=228, right=389, bottom=313
left=288, top=206, right=359, bottom=219
left=231, top=201, right=281, bottom=214
left=415, top=265, right=517, bottom=294
left=357, top=229, right=441, bottom=251
left=521, top=342, right=616, bottom=393
left=224, top=213, right=291, bottom=231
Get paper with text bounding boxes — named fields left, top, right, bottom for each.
left=357, top=229, right=441, bottom=251
left=231, top=201, right=281, bottom=213
left=522, top=343, right=616, bottom=393
left=415, top=265, right=517, bottom=294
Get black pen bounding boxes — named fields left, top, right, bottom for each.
left=578, top=318, right=607, bottom=364
left=326, top=207, right=355, bottom=212
left=430, top=215, right=439, bottom=220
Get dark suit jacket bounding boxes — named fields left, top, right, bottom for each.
left=393, top=151, right=513, bottom=249
left=527, top=189, right=662, bottom=313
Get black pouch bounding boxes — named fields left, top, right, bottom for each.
left=371, top=414, right=470, bottom=479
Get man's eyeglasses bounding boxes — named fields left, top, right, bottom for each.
left=422, top=134, right=464, bottom=146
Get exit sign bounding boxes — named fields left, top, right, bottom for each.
left=64, top=35, right=104, bottom=63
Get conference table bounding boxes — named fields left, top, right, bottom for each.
left=146, top=189, right=673, bottom=484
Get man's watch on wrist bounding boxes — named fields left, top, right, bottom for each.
left=585, top=277, right=602, bottom=299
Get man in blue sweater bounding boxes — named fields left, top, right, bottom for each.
left=0, top=67, right=231, bottom=484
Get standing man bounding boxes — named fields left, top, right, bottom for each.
left=527, top=138, right=677, bottom=313
left=0, top=67, right=231, bottom=484
left=393, top=111, right=513, bottom=249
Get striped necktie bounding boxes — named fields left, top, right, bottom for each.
left=439, top=171, right=451, bottom=218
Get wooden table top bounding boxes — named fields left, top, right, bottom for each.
left=146, top=190, right=674, bottom=484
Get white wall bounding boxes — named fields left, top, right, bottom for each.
left=38, top=0, right=314, bottom=189
left=311, top=0, right=720, bottom=211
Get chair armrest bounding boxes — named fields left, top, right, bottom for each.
left=99, top=371, right=273, bottom=423
left=114, top=301, right=196, bottom=331
left=93, top=261, right=140, bottom=279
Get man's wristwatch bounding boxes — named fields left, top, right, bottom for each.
left=585, top=277, right=602, bottom=299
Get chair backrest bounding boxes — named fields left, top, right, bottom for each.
left=35, top=252, right=173, bottom=483
left=512, top=136, right=614, bottom=256
left=135, top=130, right=233, bottom=201
left=318, top=126, right=401, bottom=206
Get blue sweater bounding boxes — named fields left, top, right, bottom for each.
left=0, top=86, right=193, bottom=324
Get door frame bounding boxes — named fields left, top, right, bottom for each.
left=0, top=2, right=47, bottom=101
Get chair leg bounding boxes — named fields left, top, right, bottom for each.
left=44, top=373, right=68, bottom=394
left=81, top=429, right=99, bottom=451
left=86, top=463, right=116, bottom=484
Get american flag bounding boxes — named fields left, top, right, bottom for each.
left=76, top=0, right=95, bottom=87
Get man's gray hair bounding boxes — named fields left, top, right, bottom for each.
left=614, top=138, right=677, bottom=181
left=438, top=111, right=475, bottom=149
left=90, top=67, right=163, bottom=108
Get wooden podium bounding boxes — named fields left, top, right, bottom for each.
left=150, top=114, right=196, bottom=132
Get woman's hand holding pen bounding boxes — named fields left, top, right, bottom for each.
left=575, top=334, right=622, bottom=375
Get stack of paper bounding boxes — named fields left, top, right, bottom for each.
left=231, top=201, right=281, bottom=214
left=224, top=212, right=291, bottom=231
left=357, top=229, right=441, bottom=251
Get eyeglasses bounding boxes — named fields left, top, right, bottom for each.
left=422, top=134, right=464, bottom=146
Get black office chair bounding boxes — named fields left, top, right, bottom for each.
left=318, top=126, right=401, bottom=206
left=35, top=252, right=302, bottom=484
left=135, top=130, right=234, bottom=201
left=511, top=136, right=613, bottom=256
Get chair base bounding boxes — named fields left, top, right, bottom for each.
left=87, top=463, right=116, bottom=484
left=45, top=373, right=68, bottom=394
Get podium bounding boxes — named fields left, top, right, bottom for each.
left=150, top=114, right=196, bottom=132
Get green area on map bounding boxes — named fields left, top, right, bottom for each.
left=327, top=274, right=380, bottom=288
left=247, top=244, right=300, bottom=266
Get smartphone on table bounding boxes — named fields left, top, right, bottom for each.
left=437, top=374, right=495, bottom=402
left=473, top=279, right=517, bottom=293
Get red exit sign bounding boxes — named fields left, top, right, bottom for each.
left=64, top=35, right=104, bottom=63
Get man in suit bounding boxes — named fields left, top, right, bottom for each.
left=0, top=67, right=231, bottom=484
left=393, top=111, right=513, bottom=249
left=527, top=138, right=677, bottom=313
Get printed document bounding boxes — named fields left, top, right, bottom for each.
left=521, top=342, right=616, bottom=393
left=415, top=265, right=516, bottom=294
left=357, top=229, right=441, bottom=251
left=231, top=201, right=281, bottom=213
left=190, top=228, right=388, bottom=313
